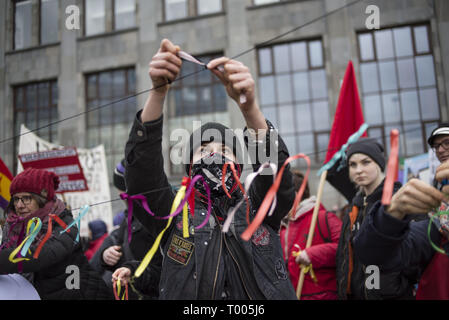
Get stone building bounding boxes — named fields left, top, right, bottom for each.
left=0, top=0, right=448, bottom=211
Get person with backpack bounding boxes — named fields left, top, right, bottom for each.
left=280, top=169, right=342, bottom=299
left=353, top=123, right=449, bottom=299
left=336, top=138, right=417, bottom=299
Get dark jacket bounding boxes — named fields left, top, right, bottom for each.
left=353, top=202, right=449, bottom=298
left=124, top=111, right=297, bottom=300
left=90, top=210, right=162, bottom=299
left=336, top=180, right=417, bottom=300
left=0, top=209, right=113, bottom=300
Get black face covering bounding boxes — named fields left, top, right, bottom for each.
left=191, top=152, right=240, bottom=198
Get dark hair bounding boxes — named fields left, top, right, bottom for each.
left=291, top=169, right=310, bottom=200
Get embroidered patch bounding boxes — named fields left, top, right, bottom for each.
left=251, top=225, right=270, bottom=246
left=167, top=234, right=195, bottom=266
left=275, top=259, right=288, bottom=280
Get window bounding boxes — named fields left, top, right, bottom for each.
left=85, top=68, right=136, bottom=173
left=166, top=52, right=229, bottom=176
left=358, top=24, right=440, bottom=157
left=164, top=0, right=222, bottom=21
left=167, top=53, right=227, bottom=117
left=257, top=40, right=330, bottom=162
left=114, top=0, right=136, bottom=30
left=85, top=0, right=106, bottom=36
left=40, top=0, right=59, bottom=44
left=14, top=0, right=32, bottom=49
left=13, top=80, right=59, bottom=156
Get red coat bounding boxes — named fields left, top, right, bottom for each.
left=280, top=197, right=342, bottom=300
left=85, top=233, right=108, bottom=261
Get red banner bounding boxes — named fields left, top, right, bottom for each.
left=18, top=147, right=88, bottom=193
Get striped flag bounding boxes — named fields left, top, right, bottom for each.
left=0, top=157, right=13, bottom=210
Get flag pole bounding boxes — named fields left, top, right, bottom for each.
left=296, top=169, right=328, bottom=299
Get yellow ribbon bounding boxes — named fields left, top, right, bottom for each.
left=9, top=218, right=42, bottom=263
left=292, top=248, right=318, bottom=283
left=134, top=184, right=187, bottom=278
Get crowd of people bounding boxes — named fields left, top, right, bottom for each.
left=0, top=39, right=448, bottom=300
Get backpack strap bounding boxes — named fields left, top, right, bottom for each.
left=316, top=210, right=332, bottom=243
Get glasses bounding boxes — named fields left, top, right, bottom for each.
left=12, top=195, right=33, bottom=205
left=431, top=139, right=449, bottom=152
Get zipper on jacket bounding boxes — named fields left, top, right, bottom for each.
left=222, top=234, right=254, bottom=300
left=211, top=229, right=223, bottom=299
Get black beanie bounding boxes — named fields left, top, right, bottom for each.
left=185, top=122, right=243, bottom=175
left=346, top=138, right=385, bottom=171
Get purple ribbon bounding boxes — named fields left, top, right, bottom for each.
left=119, top=175, right=212, bottom=239
left=120, top=193, right=156, bottom=244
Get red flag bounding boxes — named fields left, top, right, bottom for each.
left=324, top=60, right=366, bottom=164
left=324, top=61, right=366, bottom=201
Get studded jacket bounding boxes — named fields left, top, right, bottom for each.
left=124, top=111, right=297, bottom=300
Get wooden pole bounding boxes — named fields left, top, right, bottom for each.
left=296, top=169, right=328, bottom=299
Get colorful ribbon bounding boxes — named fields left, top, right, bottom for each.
left=120, top=193, right=157, bottom=244
left=133, top=175, right=211, bottom=278
left=428, top=202, right=449, bottom=255
left=34, top=213, right=69, bottom=259
left=317, top=123, right=369, bottom=176
left=113, top=278, right=129, bottom=300
left=222, top=162, right=277, bottom=233
left=288, top=155, right=311, bottom=219
left=292, top=244, right=317, bottom=283
left=382, top=129, right=399, bottom=206
left=8, top=217, right=42, bottom=263
left=241, top=153, right=311, bottom=241
left=60, top=205, right=89, bottom=243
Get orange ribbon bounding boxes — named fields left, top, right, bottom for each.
left=33, top=214, right=69, bottom=259
left=241, top=153, right=311, bottom=241
left=382, top=129, right=399, bottom=205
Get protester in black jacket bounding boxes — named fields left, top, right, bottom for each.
left=0, top=168, right=112, bottom=300
left=336, top=138, right=417, bottom=299
left=112, top=38, right=297, bottom=300
left=353, top=124, right=449, bottom=299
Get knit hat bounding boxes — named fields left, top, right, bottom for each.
left=427, top=122, right=449, bottom=147
left=88, top=219, right=107, bottom=241
left=10, top=168, right=60, bottom=201
left=113, top=159, right=126, bottom=192
left=185, top=122, right=243, bottom=175
left=346, top=138, right=386, bottom=171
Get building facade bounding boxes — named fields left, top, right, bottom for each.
left=1, top=0, right=448, bottom=210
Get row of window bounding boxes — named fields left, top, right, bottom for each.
left=11, top=23, right=440, bottom=176
left=13, top=0, right=137, bottom=49
left=12, top=0, right=287, bottom=50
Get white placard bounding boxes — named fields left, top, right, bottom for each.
left=17, top=125, right=113, bottom=237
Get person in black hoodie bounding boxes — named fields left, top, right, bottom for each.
left=335, top=138, right=417, bottom=300
left=0, top=168, right=113, bottom=300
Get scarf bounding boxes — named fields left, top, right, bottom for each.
left=3, top=199, right=66, bottom=249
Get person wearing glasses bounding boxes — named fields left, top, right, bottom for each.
left=0, top=168, right=113, bottom=300
left=353, top=123, right=449, bottom=299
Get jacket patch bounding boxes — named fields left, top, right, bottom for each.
left=251, top=226, right=270, bottom=246
left=275, top=259, right=288, bottom=280
left=167, top=234, right=194, bottom=266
